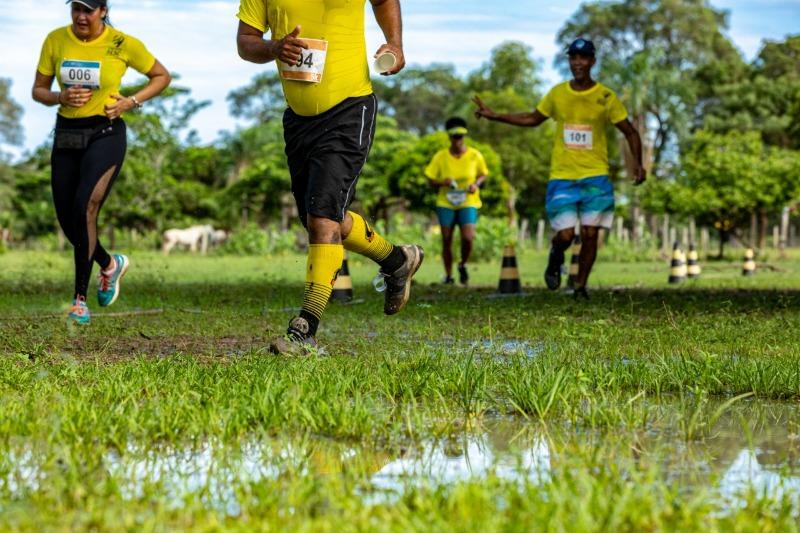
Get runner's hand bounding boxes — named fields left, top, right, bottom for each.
left=104, top=94, right=133, bottom=120
left=441, top=178, right=454, bottom=188
left=274, top=26, right=308, bottom=66
left=472, top=95, right=495, bottom=120
left=467, top=183, right=479, bottom=193
left=633, top=165, right=647, bottom=186
left=61, top=86, right=93, bottom=108
left=374, top=43, right=405, bottom=76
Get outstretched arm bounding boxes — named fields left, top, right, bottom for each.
left=472, top=95, right=549, bottom=128
left=236, top=21, right=308, bottom=66
left=370, top=0, right=405, bottom=75
left=615, top=119, right=646, bottom=185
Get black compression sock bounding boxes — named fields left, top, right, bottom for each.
left=297, top=310, right=320, bottom=337
left=379, top=246, right=406, bottom=274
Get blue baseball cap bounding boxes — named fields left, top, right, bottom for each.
left=567, top=38, right=596, bottom=57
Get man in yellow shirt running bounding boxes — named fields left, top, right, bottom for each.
left=236, top=0, right=423, bottom=354
left=474, top=38, right=645, bottom=299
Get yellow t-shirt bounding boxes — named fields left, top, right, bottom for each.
left=425, top=147, right=489, bottom=210
left=37, top=25, right=156, bottom=120
left=537, top=81, right=628, bottom=180
left=237, top=0, right=373, bottom=117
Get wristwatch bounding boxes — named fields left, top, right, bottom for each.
left=130, top=95, right=143, bottom=109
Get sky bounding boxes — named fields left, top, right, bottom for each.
left=1, top=0, right=798, bottom=157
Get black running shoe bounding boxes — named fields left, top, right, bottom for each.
left=544, top=246, right=565, bottom=290
left=268, top=317, right=319, bottom=356
left=383, top=245, right=425, bottom=315
left=458, top=263, right=469, bottom=285
left=573, top=286, right=590, bottom=301
left=443, top=276, right=455, bottom=285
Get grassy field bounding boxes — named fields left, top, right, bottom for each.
left=1, top=248, right=799, bottom=531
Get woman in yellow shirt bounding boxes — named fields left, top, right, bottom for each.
left=425, top=117, right=489, bottom=285
left=32, top=0, right=170, bottom=325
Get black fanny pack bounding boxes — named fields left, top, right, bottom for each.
left=54, top=122, right=114, bottom=150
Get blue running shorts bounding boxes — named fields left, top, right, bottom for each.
left=545, top=175, right=615, bottom=231
left=436, top=207, right=479, bottom=228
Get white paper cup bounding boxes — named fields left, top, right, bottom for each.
left=374, top=52, right=397, bottom=73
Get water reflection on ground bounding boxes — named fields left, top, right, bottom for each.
left=426, top=339, right=546, bottom=358
left=1, top=400, right=799, bottom=515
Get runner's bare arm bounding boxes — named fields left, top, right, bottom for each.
left=32, top=71, right=92, bottom=108
left=105, top=60, right=171, bottom=119
left=428, top=177, right=454, bottom=188
left=468, top=174, right=487, bottom=193
left=371, top=0, right=405, bottom=75
left=472, top=95, right=548, bottom=127
left=236, top=21, right=307, bottom=66
left=615, top=119, right=647, bottom=185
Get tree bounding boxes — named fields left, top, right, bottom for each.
left=672, top=130, right=800, bottom=254
left=0, top=79, right=24, bottom=237
left=355, top=116, right=416, bottom=221
left=104, top=80, right=213, bottom=233
left=373, top=65, right=465, bottom=135
left=703, top=35, right=800, bottom=150
left=467, top=41, right=542, bottom=96
left=0, top=78, right=23, bottom=148
left=218, top=120, right=290, bottom=227
left=465, top=42, right=551, bottom=221
left=226, top=72, right=286, bottom=124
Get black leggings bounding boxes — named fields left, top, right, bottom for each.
left=51, top=115, right=126, bottom=299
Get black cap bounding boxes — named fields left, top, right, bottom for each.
left=66, top=0, right=107, bottom=9
left=567, top=38, right=596, bottom=57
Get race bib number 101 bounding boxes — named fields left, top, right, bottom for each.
left=279, top=39, right=328, bottom=83
left=60, top=60, right=101, bottom=89
left=564, top=124, right=593, bottom=150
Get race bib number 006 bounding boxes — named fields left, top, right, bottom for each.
left=564, top=124, right=593, bottom=150
left=279, top=39, right=328, bottom=83
left=60, top=60, right=101, bottom=89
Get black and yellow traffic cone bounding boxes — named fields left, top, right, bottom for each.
left=330, top=253, right=354, bottom=302
left=668, top=242, right=687, bottom=284
left=687, top=244, right=701, bottom=279
left=742, top=248, right=756, bottom=276
left=566, top=235, right=582, bottom=290
left=498, top=244, right=522, bottom=294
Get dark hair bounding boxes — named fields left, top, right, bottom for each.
left=445, top=117, right=467, bottom=130
left=102, top=2, right=111, bottom=26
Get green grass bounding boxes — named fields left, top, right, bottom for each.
left=1, top=249, right=799, bottom=530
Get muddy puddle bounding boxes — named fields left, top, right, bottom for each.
left=1, top=399, right=799, bottom=515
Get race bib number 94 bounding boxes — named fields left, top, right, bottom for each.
left=564, top=124, right=593, bottom=150
left=279, top=39, right=328, bottom=83
left=60, top=60, right=101, bottom=89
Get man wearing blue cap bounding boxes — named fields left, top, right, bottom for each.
left=473, top=38, right=645, bottom=299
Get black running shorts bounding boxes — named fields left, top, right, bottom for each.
left=283, top=94, right=377, bottom=225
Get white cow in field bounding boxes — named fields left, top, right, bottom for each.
left=162, top=225, right=227, bottom=255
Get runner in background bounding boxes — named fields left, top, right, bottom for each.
left=425, top=117, right=488, bottom=285
left=473, top=38, right=645, bottom=299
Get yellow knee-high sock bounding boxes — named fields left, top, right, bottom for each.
left=343, top=211, right=394, bottom=263
left=301, top=244, right=344, bottom=330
